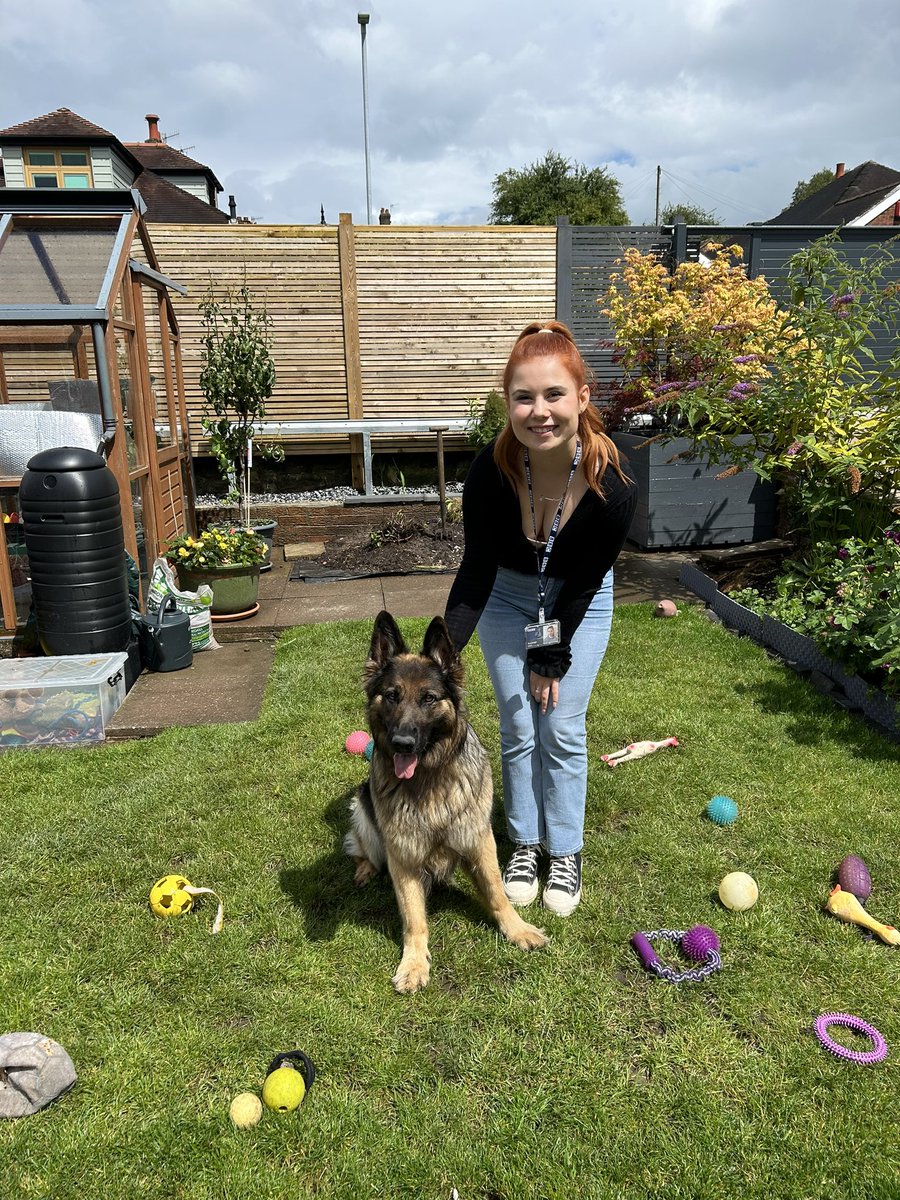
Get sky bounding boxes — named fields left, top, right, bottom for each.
left=2, top=0, right=899, bottom=228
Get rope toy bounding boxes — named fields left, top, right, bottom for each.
left=631, top=925, right=722, bottom=983
left=813, top=1012, right=887, bottom=1065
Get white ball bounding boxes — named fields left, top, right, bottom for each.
left=718, top=871, right=759, bottom=911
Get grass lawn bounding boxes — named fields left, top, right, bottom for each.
left=2, top=604, right=899, bottom=1199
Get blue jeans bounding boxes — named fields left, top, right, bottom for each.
left=476, top=567, right=614, bottom=857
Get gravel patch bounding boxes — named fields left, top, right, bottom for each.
left=195, top=485, right=463, bottom=506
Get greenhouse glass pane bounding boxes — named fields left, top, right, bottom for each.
left=0, top=217, right=121, bottom=306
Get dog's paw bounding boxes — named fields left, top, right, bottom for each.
left=352, top=856, right=379, bottom=886
left=392, top=955, right=431, bottom=994
left=505, top=919, right=548, bottom=951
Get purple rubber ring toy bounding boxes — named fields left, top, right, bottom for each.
left=813, top=1012, right=887, bottom=1065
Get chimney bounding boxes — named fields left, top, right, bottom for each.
left=145, top=114, right=161, bottom=143
left=228, top=194, right=237, bottom=220
left=835, top=162, right=845, bottom=179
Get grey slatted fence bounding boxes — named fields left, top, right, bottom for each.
left=558, top=220, right=900, bottom=384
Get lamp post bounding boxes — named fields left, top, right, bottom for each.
left=358, top=12, right=373, bottom=225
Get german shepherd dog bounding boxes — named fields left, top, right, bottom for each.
left=344, top=611, right=547, bottom=993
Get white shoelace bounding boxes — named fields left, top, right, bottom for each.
left=506, top=846, right=539, bottom=880
left=546, top=856, right=579, bottom=893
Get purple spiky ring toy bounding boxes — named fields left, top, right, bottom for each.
left=631, top=924, right=722, bottom=983
left=813, top=1012, right=887, bottom=1065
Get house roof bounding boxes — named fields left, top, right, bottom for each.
left=768, top=161, right=900, bottom=225
left=132, top=170, right=229, bottom=224
left=0, top=106, right=228, bottom=221
left=0, top=107, right=119, bottom=143
left=125, top=141, right=223, bottom=192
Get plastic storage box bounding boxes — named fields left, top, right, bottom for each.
left=0, top=652, right=128, bottom=749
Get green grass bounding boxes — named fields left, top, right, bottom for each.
left=2, top=605, right=900, bottom=1199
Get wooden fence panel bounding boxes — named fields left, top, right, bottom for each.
left=354, top=225, right=555, bottom=419
left=147, top=224, right=347, bottom=450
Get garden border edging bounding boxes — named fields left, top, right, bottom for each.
left=679, top=563, right=899, bottom=737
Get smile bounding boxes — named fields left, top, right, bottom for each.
left=529, top=424, right=557, bottom=434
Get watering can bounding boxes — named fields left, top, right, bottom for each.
left=139, top=596, right=193, bottom=673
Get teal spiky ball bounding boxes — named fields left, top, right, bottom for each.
left=706, top=795, right=738, bottom=825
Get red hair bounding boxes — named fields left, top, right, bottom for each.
left=493, top=320, right=629, bottom=497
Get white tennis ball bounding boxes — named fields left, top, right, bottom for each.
left=718, top=871, right=759, bottom=911
left=229, top=1092, right=263, bottom=1128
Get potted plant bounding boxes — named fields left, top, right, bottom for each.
left=199, top=279, right=283, bottom=567
left=166, top=526, right=269, bottom=616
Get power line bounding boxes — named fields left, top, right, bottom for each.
left=660, top=167, right=768, bottom=220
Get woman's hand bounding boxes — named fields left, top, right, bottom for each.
left=529, top=670, right=559, bottom=714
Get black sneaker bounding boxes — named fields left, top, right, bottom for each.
left=502, top=844, right=540, bottom=905
left=543, top=852, right=582, bottom=916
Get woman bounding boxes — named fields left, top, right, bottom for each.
left=444, top=321, right=636, bottom=916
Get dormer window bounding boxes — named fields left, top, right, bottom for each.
left=25, top=147, right=93, bottom=189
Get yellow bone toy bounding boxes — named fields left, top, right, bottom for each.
left=825, top=885, right=900, bottom=946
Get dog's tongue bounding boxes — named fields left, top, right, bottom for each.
left=394, top=753, right=418, bottom=780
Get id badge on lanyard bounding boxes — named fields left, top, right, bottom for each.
left=522, top=442, right=580, bottom=652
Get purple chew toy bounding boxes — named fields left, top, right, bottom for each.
left=682, top=924, right=720, bottom=961
left=813, top=1012, right=887, bottom=1065
left=837, top=854, right=872, bottom=904
left=630, top=926, right=722, bottom=983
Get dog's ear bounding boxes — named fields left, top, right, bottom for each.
left=422, top=616, right=459, bottom=673
left=367, top=610, right=407, bottom=673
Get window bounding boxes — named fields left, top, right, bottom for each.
left=24, top=148, right=93, bottom=189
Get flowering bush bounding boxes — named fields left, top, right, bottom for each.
left=165, top=526, right=269, bottom=570
left=603, top=234, right=900, bottom=545
left=732, top=531, right=900, bottom=697
left=601, top=242, right=794, bottom=431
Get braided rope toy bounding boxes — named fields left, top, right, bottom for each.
left=813, top=1012, right=887, bottom=1065
left=631, top=925, right=722, bottom=983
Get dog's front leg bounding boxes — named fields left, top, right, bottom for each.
left=386, top=852, right=431, bottom=993
left=466, top=834, right=548, bottom=951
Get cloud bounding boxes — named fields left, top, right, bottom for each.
left=2, top=0, right=899, bottom=227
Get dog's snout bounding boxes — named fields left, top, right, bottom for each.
left=391, top=728, right=418, bottom=754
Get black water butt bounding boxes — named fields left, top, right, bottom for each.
left=20, top=446, right=132, bottom=656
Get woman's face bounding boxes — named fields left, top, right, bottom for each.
left=506, top=355, right=589, bottom=457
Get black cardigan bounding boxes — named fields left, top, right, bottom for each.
left=444, top=442, right=637, bottom=678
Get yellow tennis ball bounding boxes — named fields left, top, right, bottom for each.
left=149, top=874, right=194, bottom=917
left=718, top=871, right=759, bottom=911
left=262, top=1065, right=306, bottom=1112
left=229, top=1092, right=263, bottom=1129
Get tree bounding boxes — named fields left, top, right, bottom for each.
left=787, top=167, right=834, bottom=208
left=659, top=202, right=718, bottom=225
left=198, top=280, right=281, bottom=528
left=489, top=151, right=627, bottom=225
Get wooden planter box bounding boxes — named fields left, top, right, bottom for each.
left=679, top=563, right=899, bottom=738
left=611, top=433, right=776, bottom=550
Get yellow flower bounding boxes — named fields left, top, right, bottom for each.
left=178, top=547, right=188, bottom=557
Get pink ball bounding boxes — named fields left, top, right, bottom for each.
left=344, top=730, right=371, bottom=755
left=655, top=599, right=678, bottom=618
left=682, top=925, right=720, bottom=960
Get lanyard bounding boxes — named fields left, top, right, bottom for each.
left=523, top=439, right=581, bottom=620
